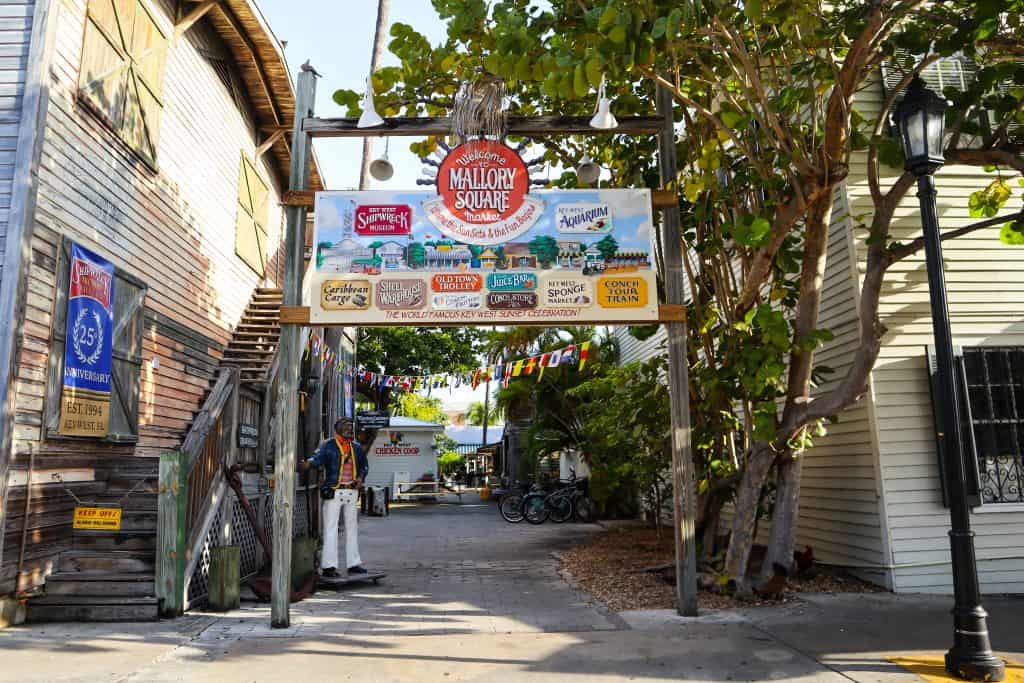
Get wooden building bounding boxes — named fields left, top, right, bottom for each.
left=615, top=61, right=1024, bottom=595
left=0, top=0, right=337, bottom=622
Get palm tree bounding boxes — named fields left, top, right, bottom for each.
left=466, top=401, right=498, bottom=426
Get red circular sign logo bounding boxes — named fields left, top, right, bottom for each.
left=437, top=140, right=529, bottom=225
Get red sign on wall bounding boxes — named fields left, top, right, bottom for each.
left=431, top=273, right=483, bottom=292
left=354, top=205, right=412, bottom=236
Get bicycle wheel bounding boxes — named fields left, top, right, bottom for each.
left=522, top=493, right=550, bottom=524
left=574, top=497, right=596, bottom=523
left=549, top=494, right=574, bottom=523
left=500, top=493, right=525, bottom=523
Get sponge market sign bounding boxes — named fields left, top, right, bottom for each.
left=311, top=141, right=657, bottom=325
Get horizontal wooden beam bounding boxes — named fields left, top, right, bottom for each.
left=280, top=305, right=684, bottom=326
left=303, top=115, right=664, bottom=138
left=282, top=188, right=679, bottom=211
left=174, top=0, right=217, bottom=40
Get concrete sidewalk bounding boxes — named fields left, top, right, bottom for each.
left=1, top=499, right=1021, bottom=682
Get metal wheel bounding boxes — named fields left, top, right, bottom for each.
left=574, top=497, right=596, bottom=523
left=522, top=493, right=550, bottom=524
left=500, top=493, right=525, bottom=523
left=549, top=494, right=574, bottom=523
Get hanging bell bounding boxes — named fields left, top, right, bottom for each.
left=589, top=77, right=618, bottom=130
left=357, top=75, right=385, bottom=128
left=576, top=155, right=601, bottom=186
left=369, top=138, right=393, bottom=181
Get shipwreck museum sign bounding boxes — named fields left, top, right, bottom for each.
left=311, top=140, right=657, bottom=325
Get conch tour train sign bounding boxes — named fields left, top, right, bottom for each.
left=311, top=139, right=657, bottom=325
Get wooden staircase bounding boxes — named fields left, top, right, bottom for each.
left=221, top=287, right=281, bottom=384
left=27, top=472, right=159, bottom=622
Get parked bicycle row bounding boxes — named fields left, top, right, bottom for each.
left=497, top=472, right=596, bottom=524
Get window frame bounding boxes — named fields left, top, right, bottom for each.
left=44, top=238, right=148, bottom=443
left=75, top=0, right=169, bottom=170
left=928, top=344, right=1024, bottom=511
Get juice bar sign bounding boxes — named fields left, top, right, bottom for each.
left=423, top=140, right=544, bottom=245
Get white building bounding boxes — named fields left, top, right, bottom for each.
left=364, top=416, right=443, bottom=492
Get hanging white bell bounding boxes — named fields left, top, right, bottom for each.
left=357, top=75, right=385, bottom=128
left=576, top=155, right=601, bottom=186
left=369, top=138, right=393, bottom=181
left=589, top=77, right=618, bottom=130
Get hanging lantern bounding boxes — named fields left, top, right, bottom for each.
left=369, top=137, right=394, bottom=181
left=576, top=154, right=601, bottom=186
left=357, top=75, right=385, bottom=128
left=589, top=77, right=618, bottom=130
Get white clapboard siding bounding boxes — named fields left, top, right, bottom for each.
left=0, top=0, right=35, bottom=291
left=846, top=74, right=1024, bottom=595
left=614, top=324, right=666, bottom=365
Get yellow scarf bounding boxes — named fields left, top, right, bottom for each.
left=333, top=436, right=355, bottom=489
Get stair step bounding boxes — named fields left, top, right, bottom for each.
left=227, top=341, right=277, bottom=347
left=27, top=596, right=159, bottom=622
left=45, top=572, right=155, bottom=597
left=256, top=288, right=282, bottom=295
left=233, top=331, right=280, bottom=338
left=72, top=530, right=156, bottom=551
left=59, top=550, right=155, bottom=573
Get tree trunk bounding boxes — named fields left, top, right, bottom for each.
left=359, top=0, right=391, bottom=190
left=699, top=495, right=724, bottom=565
left=724, top=444, right=774, bottom=594
left=761, top=451, right=802, bottom=580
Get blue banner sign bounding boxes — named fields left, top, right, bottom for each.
left=59, top=244, right=115, bottom=437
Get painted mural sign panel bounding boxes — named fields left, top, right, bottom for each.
left=60, top=244, right=115, bottom=437
left=311, top=143, right=656, bottom=325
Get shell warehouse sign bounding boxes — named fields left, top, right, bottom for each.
left=311, top=140, right=657, bottom=325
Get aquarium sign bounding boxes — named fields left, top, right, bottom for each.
left=556, top=203, right=613, bottom=234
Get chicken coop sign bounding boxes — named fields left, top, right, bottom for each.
left=311, top=142, right=657, bottom=325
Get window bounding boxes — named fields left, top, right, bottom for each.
left=78, top=0, right=167, bottom=166
left=46, top=239, right=148, bottom=442
left=235, top=155, right=270, bottom=277
left=928, top=346, right=1024, bottom=506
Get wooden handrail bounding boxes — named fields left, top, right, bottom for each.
left=182, top=368, right=238, bottom=464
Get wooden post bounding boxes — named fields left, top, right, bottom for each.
left=156, top=451, right=188, bottom=616
left=271, top=66, right=317, bottom=628
left=656, top=85, right=699, bottom=616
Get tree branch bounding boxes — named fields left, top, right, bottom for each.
left=888, top=210, right=1024, bottom=263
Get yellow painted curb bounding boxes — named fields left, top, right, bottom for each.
left=888, top=656, right=1023, bottom=682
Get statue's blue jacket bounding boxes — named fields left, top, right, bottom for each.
left=308, top=438, right=369, bottom=488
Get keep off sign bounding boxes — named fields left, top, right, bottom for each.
left=73, top=506, right=122, bottom=530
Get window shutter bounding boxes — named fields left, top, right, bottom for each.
left=78, top=0, right=166, bottom=166
left=235, top=155, right=270, bottom=276
left=925, top=345, right=982, bottom=508
left=107, top=273, right=146, bottom=441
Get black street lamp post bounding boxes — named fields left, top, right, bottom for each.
left=893, top=76, right=1005, bottom=682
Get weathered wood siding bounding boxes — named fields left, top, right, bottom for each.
left=2, top=0, right=287, bottom=594
left=848, top=74, right=1024, bottom=594
left=0, top=0, right=35, bottom=274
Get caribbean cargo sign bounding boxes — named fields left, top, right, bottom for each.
left=312, top=144, right=656, bottom=325
left=60, top=244, right=115, bottom=437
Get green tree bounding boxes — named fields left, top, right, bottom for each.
left=438, top=451, right=466, bottom=478
left=466, top=401, right=499, bottom=426
left=336, top=0, right=1024, bottom=594
left=528, top=235, right=560, bottom=267
left=406, top=242, right=425, bottom=268
left=392, top=392, right=447, bottom=424
left=594, top=235, right=618, bottom=261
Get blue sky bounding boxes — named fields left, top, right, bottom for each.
left=257, top=0, right=448, bottom=190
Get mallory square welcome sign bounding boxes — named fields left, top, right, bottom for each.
left=310, top=140, right=657, bottom=325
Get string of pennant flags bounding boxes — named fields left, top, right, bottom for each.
left=302, top=331, right=591, bottom=393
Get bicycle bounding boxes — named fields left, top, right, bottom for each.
left=498, top=480, right=535, bottom=523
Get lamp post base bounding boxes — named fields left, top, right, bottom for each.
left=946, top=639, right=1005, bottom=682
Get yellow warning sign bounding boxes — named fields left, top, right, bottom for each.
left=72, top=506, right=122, bottom=531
